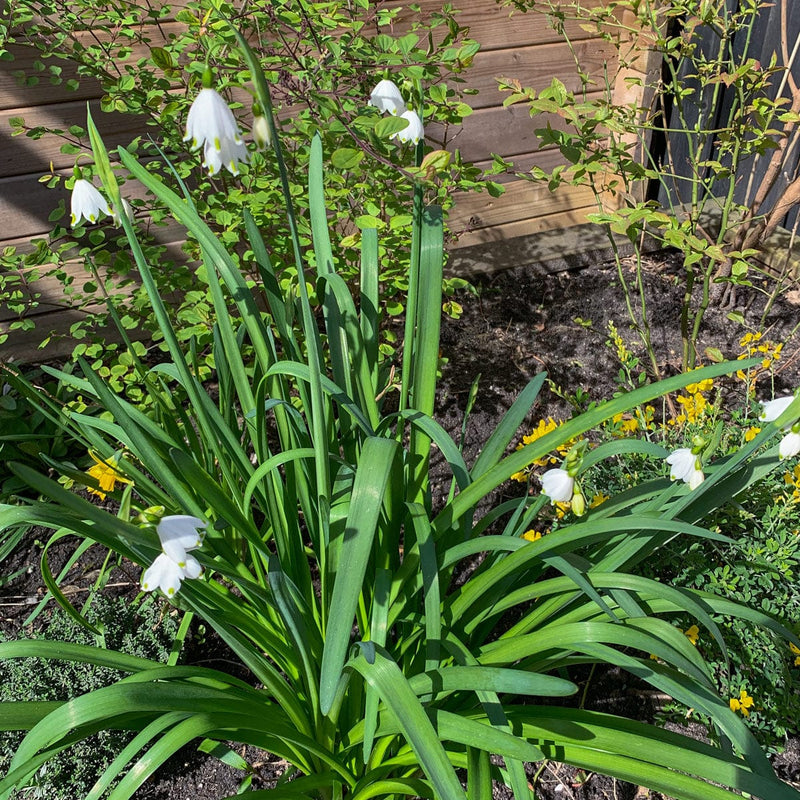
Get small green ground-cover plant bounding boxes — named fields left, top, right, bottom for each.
left=0, top=594, right=180, bottom=799
left=2, top=0, right=494, bottom=372
left=1, top=27, right=800, bottom=800
left=510, top=324, right=800, bottom=751
left=496, top=0, right=800, bottom=375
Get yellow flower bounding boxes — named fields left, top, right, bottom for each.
left=685, top=378, right=713, bottom=395
left=729, top=689, right=754, bottom=716
left=589, top=492, right=609, bottom=508
left=739, top=331, right=762, bottom=347
left=682, top=624, right=700, bottom=645
left=512, top=418, right=580, bottom=481
left=744, top=426, right=761, bottom=443
left=554, top=501, right=571, bottom=520
left=790, top=642, right=800, bottom=667
left=86, top=451, right=133, bottom=499
left=611, top=412, right=639, bottom=435
left=522, top=530, right=543, bottom=542
left=674, top=392, right=708, bottom=425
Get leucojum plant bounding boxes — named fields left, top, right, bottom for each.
left=496, top=0, right=800, bottom=375
left=2, top=26, right=800, bottom=800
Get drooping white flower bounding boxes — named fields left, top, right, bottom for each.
left=111, top=197, right=135, bottom=227
left=666, top=447, right=704, bottom=488
left=70, top=179, right=111, bottom=227
left=390, top=109, right=425, bottom=145
left=203, top=136, right=249, bottom=176
left=541, top=468, right=574, bottom=503
left=759, top=395, right=797, bottom=423
left=183, top=87, right=247, bottom=175
left=779, top=431, right=800, bottom=460
left=141, top=515, right=207, bottom=597
left=141, top=551, right=202, bottom=597
left=369, top=79, right=407, bottom=116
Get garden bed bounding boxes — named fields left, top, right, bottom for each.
left=3, top=249, right=800, bottom=799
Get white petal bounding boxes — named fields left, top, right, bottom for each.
left=369, top=79, right=407, bottom=116
left=158, top=515, right=207, bottom=552
left=70, top=179, right=111, bottom=227
left=181, top=553, right=203, bottom=580
left=687, top=467, right=705, bottom=490
left=759, top=395, right=796, bottom=423
left=390, top=109, right=425, bottom=144
left=203, top=136, right=249, bottom=176
left=141, top=553, right=183, bottom=596
left=184, top=88, right=243, bottom=151
left=541, top=468, right=574, bottom=503
left=779, top=432, right=800, bottom=459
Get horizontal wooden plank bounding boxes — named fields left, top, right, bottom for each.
left=465, top=38, right=617, bottom=110
left=0, top=99, right=151, bottom=180
left=1, top=22, right=185, bottom=111
left=389, top=0, right=609, bottom=51
left=432, top=89, right=604, bottom=162
left=449, top=177, right=596, bottom=233
left=0, top=302, right=154, bottom=363
left=451, top=205, right=595, bottom=250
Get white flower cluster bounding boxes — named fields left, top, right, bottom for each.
left=369, top=79, right=425, bottom=145
left=141, top=515, right=207, bottom=597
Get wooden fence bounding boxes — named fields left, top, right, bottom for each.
left=0, top=0, right=644, bottom=360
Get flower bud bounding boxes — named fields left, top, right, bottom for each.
left=136, top=505, right=166, bottom=525
left=252, top=115, right=271, bottom=149
left=570, top=487, right=586, bottom=517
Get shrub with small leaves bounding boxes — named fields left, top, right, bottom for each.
left=0, top=594, right=180, bottom=798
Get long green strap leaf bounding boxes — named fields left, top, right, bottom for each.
left=320, top=438, right=399, bottom=714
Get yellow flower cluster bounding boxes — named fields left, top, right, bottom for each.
left=669, top=374, right=713, bottom=427
left=783, top=464, right=800, bottom=503
left=511, top=418, right=577, bottom=482
left=736, top=331, right=783, bottom=395
left=589, top=492, right=609, bottom=508
left=522, top=529, right=543, bottom=542
left=790, top=642, right=800, bottom=667
left=607, top=321, right=632, bottom=365
left=729, top=689, right=754, bottom=716
left=610, top=406, right=655, bottom=437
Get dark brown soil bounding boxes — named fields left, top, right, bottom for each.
left=3, top=250, right=800, bottom=799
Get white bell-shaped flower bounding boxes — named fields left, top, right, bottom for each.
left=779, top=431, right=800, bottom=460
left=70, top=179, right=111, bottom=227
left=541, top=468, right=574, bottom=503
left=390, top=109, right=425, bottom=145
left=141, top=551, right=203, bottom=596
left=184, top=87, right=247, bottom=175
left=759, top=395, right=796, bottom=423
left=369, top=79, right=407, bottom=116
left=666, top=447, right=704, bottom=488
left=141, top=514, right=207, bottom=597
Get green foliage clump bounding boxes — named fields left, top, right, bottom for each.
left=0, top=595, right=179, bottom=799
left=532, top=324, right=800, bottom=750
